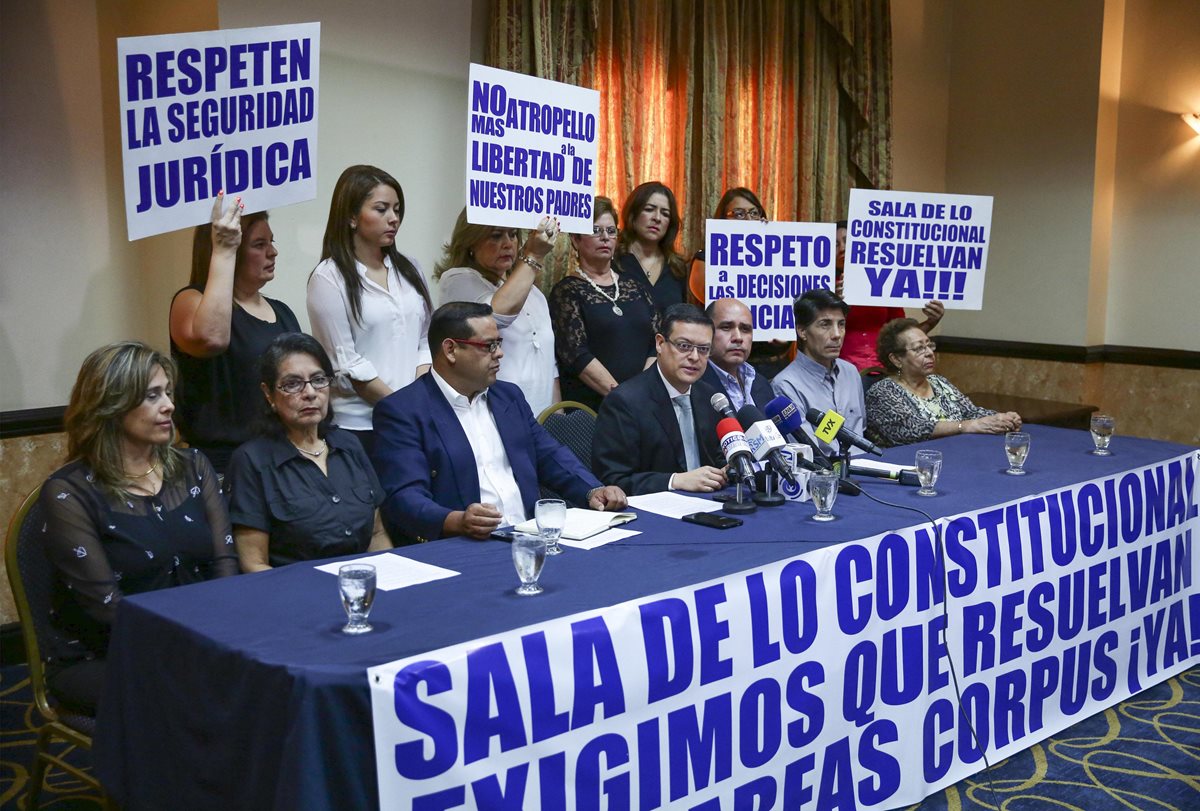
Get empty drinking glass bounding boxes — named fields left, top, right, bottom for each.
left=809, top=472, right=839, bottom=521
left=511, top=532, right=547, bottom=596
left=535, top=498, right=567, bottom=556
left=915, top=449, right=943, bottom=496
left=1004, top=432, right=1031, bottom=475
left=1090, top=414, right=1115, bottom=456
left=338, top=563, right=376, bottom=634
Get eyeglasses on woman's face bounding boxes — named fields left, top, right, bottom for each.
left=276, top=374, right=333, bottom=395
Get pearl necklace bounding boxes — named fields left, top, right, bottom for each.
left=292, top=439, right=327, bottom=458
left=575, top=267, right=623, bottom=316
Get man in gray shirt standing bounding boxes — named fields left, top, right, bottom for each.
left=771, top=288, right=866, bottom=456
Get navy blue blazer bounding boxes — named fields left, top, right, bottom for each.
left=372, top=375, right=600, bottom=542
left=699, top=361, right=775, bottom=412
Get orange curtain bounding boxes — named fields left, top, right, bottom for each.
left=487, top=0, right=893, bottom=289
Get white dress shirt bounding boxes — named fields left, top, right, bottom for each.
left=430, top=369, right=527, bottom=526
left=437, top=267, right=558, bottom=416
left=307, top=254, right=432, bottom=431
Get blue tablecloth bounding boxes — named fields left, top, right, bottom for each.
left=93, top=425, right=1196, bottom=810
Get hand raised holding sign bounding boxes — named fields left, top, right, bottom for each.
left=210, top=192, right=244, bottom=255
left=520, top=215, right=559, bottom=265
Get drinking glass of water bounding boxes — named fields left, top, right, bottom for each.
left=535, top=498, right=567, bottom=556
left=808, top=472, right=839, bottom=521
left=511, top=532, right=547, bottom=596
left=1090, top=414, right=1115, bottom=456
left=915, top=449, right=943, bottom=497
left=338, top=563, right=376, bottom=635
left=1004, top=432, right=1031, bottom=475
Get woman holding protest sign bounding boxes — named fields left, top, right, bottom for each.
left=865, top=317, right=1020, bottom=447
left=307, top=165, right=433, bottom=457
left=434, top=209, right=560, bottom=415
left=549, top=196, right=659, bottom=410
left=687, top=187, right=793, bottom=378
left=170, top=193, right=302, bottom=475
left=615, top=181, right=688, bottom=312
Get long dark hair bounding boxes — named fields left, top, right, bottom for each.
left=190, top=211, right=270, bottom=288
left=618, top=181, right=686, bottom=279
left=318, top=165, right=431, bottom=324
left=258, top=333, right=336, bottom=439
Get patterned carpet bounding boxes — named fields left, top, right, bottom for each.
left=2, top=665, right=1197, bottom=810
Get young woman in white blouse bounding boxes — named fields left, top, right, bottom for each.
left=433, top=208, right=559, bottom=415
left=307, top=165, right=433, bottom=455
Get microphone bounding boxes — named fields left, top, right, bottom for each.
left=736, top=404, right=798, bottom=485
left=848, top=461, right=921, bottom=487
left=804, top=408, right=884, bottom=457
left=763, top=395, right=833, bottom=470
left=715, top=417, right=758, bottom=484
left=710, top=391, right=738, bottom=420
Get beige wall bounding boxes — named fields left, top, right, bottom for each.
left=890, top=0, right=950, bottom=194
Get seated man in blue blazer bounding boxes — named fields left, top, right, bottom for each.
left=700, top=297, right=776, bottom=410
left=593, top=304, right=728, bottom=496
left=372, top=301, right=626, bottom=542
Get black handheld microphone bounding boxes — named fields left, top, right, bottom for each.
left=763, top=395, right=833, bottom=470
left=848, top=461, right=921, bottom=487
left=804, top=408, right=884, bottom=457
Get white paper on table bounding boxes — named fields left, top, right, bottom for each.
left=627, top=492, right=725, bottom=520
left=314, top=553, right=459, bottom=591
left=559, top=528, right=641, bottom=551
left=849, top=459, right=916, bottom=475
left=514, top=508, right=636, bottom=540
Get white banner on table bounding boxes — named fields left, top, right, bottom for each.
left=466, top=64, right=599, bottom=235
left=117, top=22, right=321, bottom=241
left=843, top=189, right=993, bottom=310
left=703, top=220, right=837, bottom=341
left=369, top=451, right=1199, bottom=809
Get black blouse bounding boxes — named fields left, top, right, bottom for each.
left=225, top=427, right=384, bottom=568
left=39, top=449, right=237, bottom=664
left=549, top=270, right=660, bottom=410
left=616, top=252, right=688, bottom=312
left=171, top=285, right=303, bottom=473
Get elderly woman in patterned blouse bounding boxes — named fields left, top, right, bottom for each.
left=865, top=318, right=1021, bottom=447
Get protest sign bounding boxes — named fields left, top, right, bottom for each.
left=466, top=64, right=599, bottom=235
left=117, top=22, right=320, bottom=241
left=843, top=190, right=993, bottom=310
left=704, top=220, right=836, bottom=341
left=369, top=451, right=1199, bottom=809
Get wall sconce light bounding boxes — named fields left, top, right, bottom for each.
left=1184, top=113, right=1200, bottom=135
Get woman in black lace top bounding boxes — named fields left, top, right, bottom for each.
left=39, top=341, right=237, bottom=713
left=549, top=197, right=659, bottom=410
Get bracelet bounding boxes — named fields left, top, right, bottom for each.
left=519, top=254, right=544, bottom=271
left=958, top=420, right=964, bottom=434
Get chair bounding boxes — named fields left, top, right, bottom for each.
left=5, top=485, right=115, bottom=810
left=536, top=400, right=598, bottom=468
left=861, top=366, right=889, bottom=394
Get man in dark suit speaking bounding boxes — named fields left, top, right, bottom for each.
left=372, top=302, right=626, bottom=542
left=592, top=304, right=728, bottom=495
left=700, top=297, right=777, bottom=410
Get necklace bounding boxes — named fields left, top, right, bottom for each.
left=293, top=439, right=327, bottom=458
left=575, top=267, right=623, bottom=316
left=127, top=461, right=159, bottom=479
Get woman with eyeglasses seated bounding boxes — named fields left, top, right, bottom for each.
left=688, top=188, right=793, bottom=378
left=225, top=334, right=391, bottom=572
left=434, top=209, right=559, bottom=415
left=865, top=318, right=1021, bottom=447
left=549, top=196, right=659, bottom=410
left=616, top=181, right=689, bottom=312
left=40, top=341, right=237, bottom=714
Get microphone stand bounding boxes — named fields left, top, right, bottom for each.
left=833, top=441, right=862, bottom=497
left=723, top=468, right=758, bottom=514
left=753, top=468, right=786, bottom=507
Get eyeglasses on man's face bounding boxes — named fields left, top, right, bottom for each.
left=666, top=339, right=712, bottom=357
left=453, top=337, right=504, bottom=355
left=276, top=374, right=332, bottom=395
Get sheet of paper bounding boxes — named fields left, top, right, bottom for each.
left=315, top=553, right=459, bottom=591
left=849, top=459, right=916, bottom=475
left=514, top=508, right=636, bottom=540
left=559, top=528, right=641, bottom=551
left=627, top=492, right=725, bottom=520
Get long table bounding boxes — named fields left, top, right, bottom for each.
left=93, top=425, right=1200, bottom=810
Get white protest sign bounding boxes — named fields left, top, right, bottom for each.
left=842, top=189, right=993, bottom=310
left=466, top=64, right=599, bottom=235
left=704, top=220, right=837, bottom=341
left=117, top=23, right=320, bottom=241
